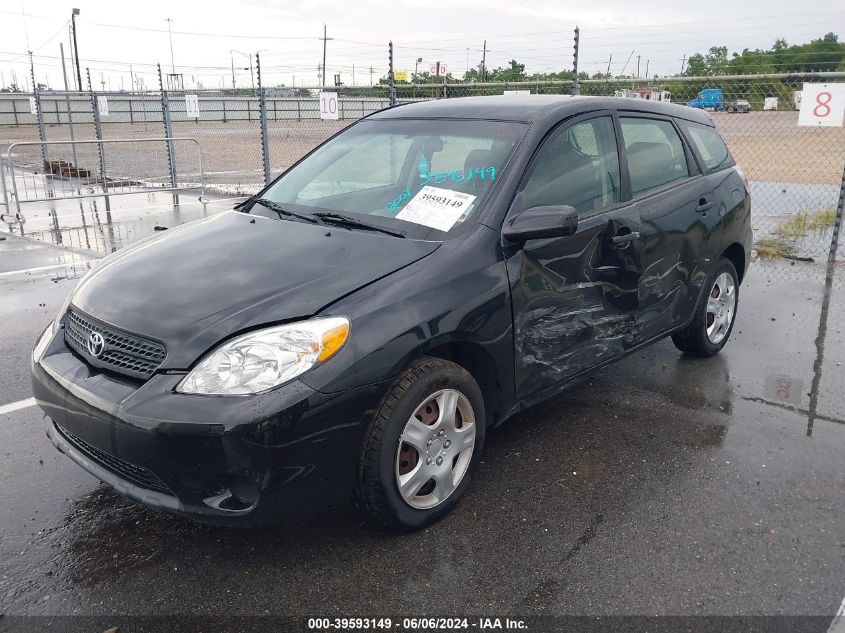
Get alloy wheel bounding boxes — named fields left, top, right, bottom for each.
left=705, top=272, right=737, bottom=345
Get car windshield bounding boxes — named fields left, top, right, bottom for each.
left=255, top=119, right=528, bottom=240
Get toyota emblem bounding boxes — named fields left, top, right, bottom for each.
left=87, top=331, right=105, bottom=357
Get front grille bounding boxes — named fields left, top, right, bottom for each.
left=57, top=424, right=174, bottom=496
left=64, top=308, right=166, bottom=380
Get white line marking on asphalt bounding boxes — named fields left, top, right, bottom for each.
left=0, top=397, right=37, bottom=416
left=828, top=595, right=845, bottom=633
left=0, top=261, right=100, bottom=277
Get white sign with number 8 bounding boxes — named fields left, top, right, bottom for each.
left=798, top=82, right=845, bottom=127
left=319, top=91, right=339, bottom=120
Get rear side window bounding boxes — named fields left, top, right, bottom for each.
left=619, top=118, right=690, bottom=195
left=679, top=120, right=735, bottom=172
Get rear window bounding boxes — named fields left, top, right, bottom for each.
left=619, top=117, right=690, bottom=195
left=679, top=120, right=735, bottom=172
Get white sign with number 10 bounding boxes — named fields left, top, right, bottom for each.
left=319, top=92, right=339, bottom=120
left=798, top=82, right=845, bottom=127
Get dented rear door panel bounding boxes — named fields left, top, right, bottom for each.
left=636, top=175, right=721, bottom=339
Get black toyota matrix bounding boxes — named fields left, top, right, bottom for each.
left=32, top=96, right=751, bottom=530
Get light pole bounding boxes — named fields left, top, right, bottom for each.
left=414, top=57, right=422, bottom=98
left=165, top=18, right=176, bottom=73
left=230, top=52, right=236, bottom=91
left=71, top=8, right=81, bottom=92
left=230, top=50, right=254, bottom=95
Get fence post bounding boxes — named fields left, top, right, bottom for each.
left=32, top=88, right=49, bottom=166
left=572, top=26, right=581, bottom=96
left=828, top=163, right=845, bottom=267
left=256, top=53, right=271, bottom=187
left=87, top=68, right=110, bottom=212
left=157, top=63, right=179, bottom=206
left=388, top=41, right=397, bottom=107
left=1, top=152, right=9, bottom=218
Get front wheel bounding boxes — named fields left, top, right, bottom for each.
left=672, top=258, right=739, bottom=357
left=355, top=357, right=485, bottom=531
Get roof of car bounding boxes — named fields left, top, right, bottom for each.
left=369, top=95, right=714, bottom=127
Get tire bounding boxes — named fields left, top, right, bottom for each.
left=672, top=258, right=739, bottom=357
left=355, top=356, right=486, bottom=531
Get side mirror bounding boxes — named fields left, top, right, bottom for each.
left=502, top=205, right=579, bottom=244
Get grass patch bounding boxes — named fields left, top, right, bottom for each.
left=754, top=236, right=796, bottom=259
left=774, top=207, right=837, bottom=238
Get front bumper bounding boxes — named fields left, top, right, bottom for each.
left=32, top=327, right=388, bottom=521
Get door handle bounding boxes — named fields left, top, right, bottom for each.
left=695, top=199, right=713, bottom=214
left=611, top=231, right=640, bottom=245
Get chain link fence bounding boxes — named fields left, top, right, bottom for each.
left=2, top=71, right=843, bottom=276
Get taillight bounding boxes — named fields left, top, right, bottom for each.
left=735, top=165, right=749, bottom=190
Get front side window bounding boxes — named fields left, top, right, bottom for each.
left=619, top=117, right=690, bottom=195
left=679, top=120, right=734, bottom=172
left=518, top=116, right=621, bottom=214
left=260, top=119, right=527, bottom=239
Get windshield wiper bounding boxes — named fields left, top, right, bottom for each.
left=312, top=211, right=405, bottom=238
left=251, top=198, right=322, bottom=225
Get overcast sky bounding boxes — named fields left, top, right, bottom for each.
left=1, top=0, right=843, bottom=91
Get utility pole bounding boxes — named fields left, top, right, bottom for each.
left=165, top=18, right=176, bottom=73
left=619, top=50, right=634, bottom=77
left=481, top=39, right=487, bottom=81
left=59, top=42, right=69, bottom=89
left=59, top=42, right=78, bottom=166
left=230, top=53, right=236, bottom=91
left=129, top=65, right=134, bottom=93
left=572, top=26, right=580, bottom=95
left=249, top=54, right=254, bottom=95
left=370, top=66, right=374, bottom=86
left=636, top=54, right=641, bottom=80
left=71, top=8, right=82, bottom=93
left=352, top=64, right=355, bottom=86
left=320, top=24, right=333, bottom=88
left=606, top=53, right=613, bottom=78
left=644, top=59, right=649, bottom=80
left=322, top=24, right=327, bottom=88
left=680, top=54, right=686, bottom=75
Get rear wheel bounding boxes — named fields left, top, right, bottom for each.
left=355, top=357, right=485, bottom=531
left=672, top=258, right=739, bottom=357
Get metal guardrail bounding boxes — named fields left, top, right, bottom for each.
left=1, top=137, right=206, bottom=225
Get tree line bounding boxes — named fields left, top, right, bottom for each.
left=382, top=32, right=844, bottom=85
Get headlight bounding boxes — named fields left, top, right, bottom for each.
left=177, top=317, right=349, bottom=395
left=52, top=291, right=74, bottom=334
left=33, top=292, right=75, bottom=362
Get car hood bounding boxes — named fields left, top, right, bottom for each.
left=70, top=210, right=439, bottom=368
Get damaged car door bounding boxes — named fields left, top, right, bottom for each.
left=619, top=115, right=718, bottom=339
left=504, top=113, right=643, bottom=398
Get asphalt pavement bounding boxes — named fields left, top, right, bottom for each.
left=1, top=196, right=844, bottom=629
